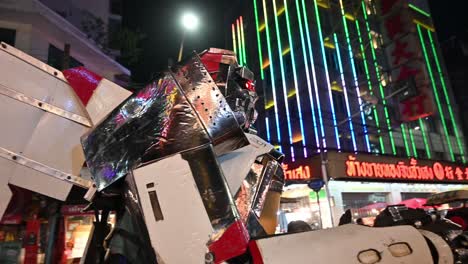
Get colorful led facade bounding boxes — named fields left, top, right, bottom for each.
left=230, top=0, right=466, bottom=164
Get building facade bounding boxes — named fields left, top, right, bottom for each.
left=228, top=0, right=465, bottom=164
left=227, top=0, right=468, bottom=229
left=0, top=0, right=129, bottom=84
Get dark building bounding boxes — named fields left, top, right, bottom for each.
left=440, top=32, right=468, bottom=153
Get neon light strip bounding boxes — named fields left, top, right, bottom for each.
left=355, top=20, right=384, bottom=152
left=413, top=19, right=435, bottom=32
left=301, top=0, right=324, bottom=149
left=339, top=0, right=368, bottom=151
left=408, top=3, right=430, bottom=17
left=315, top=0, right=340, bottom=149
left=419, top=118, right=432, bottom=158
left=240, top=16, right=247, bottom=65
left=361, top=1, right=396, bottom=154
left=253, top=0, right=265, bottom=79
left=231, top=24, right=237, bottom=59
left=427, top=30, right=466, bottom=162
left=236, top=19, right=243, bottom=65
left=262, top=0, right=282, bottom=150
left=334, top=33, right=357, bottom=151
left=400, top=124, right=411, bottom=157
left=417, top=24, right=455, bottom=161
left=409, top=126, right=418, bottom=158
left=272, top=0, right=295, bottom=160
left=265, top=117, right=271, bottom=141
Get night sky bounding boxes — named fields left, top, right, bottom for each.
left=122, top=0, right=230, bottom=84
left=122, top=0, right=467, bottom=84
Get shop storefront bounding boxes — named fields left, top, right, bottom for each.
left=0, top=187, right=111, bottom=263
left=278, top=151, right=468, bottom=231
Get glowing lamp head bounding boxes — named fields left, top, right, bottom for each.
left=181, top=13, right=199, bottom=31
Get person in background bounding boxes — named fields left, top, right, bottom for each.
left=287, top=221, right=313, bottom=233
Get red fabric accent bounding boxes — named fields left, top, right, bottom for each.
left=400, top=94, right=433, bottom=122
left=24, top=219, right=40, bottom=264
left=450, top=216, right=467, bottom=230
left=63, top=67, right=103, bottom=106
left=248, top=240, right=264, bottom=264
left=200, top=52, right=223, bottom=81
left=385, top=14, right=404, bottom=39
left=392, top=41, right=414, bottom=66
left=208, top=220, right=250, bottom=263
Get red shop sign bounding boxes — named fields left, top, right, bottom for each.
left=344, top=155, right=468, bottom=182
left=283, top=164, right=312, bottom=181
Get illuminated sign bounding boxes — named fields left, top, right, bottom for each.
left=382, top=0, right=434, bottom=121
left=283, top=164, right=312, bottom=180
left=344, top=155, right=468, bottom=182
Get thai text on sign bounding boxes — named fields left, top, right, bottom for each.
left=282, top=164, right=311, bottom=180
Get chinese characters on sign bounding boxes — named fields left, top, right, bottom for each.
left=282, top=164, right=312, bottom=180
left=345, top=155, right=468, bottom=182
left=382, top=0, right=434, bottom=121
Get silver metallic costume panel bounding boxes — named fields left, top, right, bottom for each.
left=82, top=55, right=248, bottom=190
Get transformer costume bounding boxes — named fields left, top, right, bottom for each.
left=1, top=41, right=468, bottom=263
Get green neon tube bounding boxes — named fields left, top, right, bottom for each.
left=253, top=0, right=265, bottom=79
left=401, top=124, right=411, bottom=157
left=261, top=0, right=282, bottom=150
left=355, top=20, right=385, bottom=153
left=240, top=16, right=247, bottom=65
left=408, top=4, right=430, bottom=18
left=417, top=24, right=455, bottom=161
left=236, top=19, right=243, bottom=65
left=427, top=30, right=465, bottom=162
left=419, top=119, right=432, bottom=158
left=361, top=0, right=396, bottom=154
left=272, top=0, right=295, bottom=159
left=409, top=126, right=418, bottom=158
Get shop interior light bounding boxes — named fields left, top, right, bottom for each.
left=301, top=0, right=325, bottom=150
left=261, top=0, right=282, bottom=152
left=253, top=0, right=265, bottom=79
left=272, top=0, right=295, bottom=160
left=334, top=33, right=357, bottom=151
left=417, top=24, right=455, bottom=161
left=284, top=0, right=309, bottom=157
left=355, top=20, right=385, bottom=152
left=414, top=126, right=420, bottom=130
left=339, top=0, right=368, bottom=151
left=316, top=0, right=341, bottom=150
left=427, top=30, right=465, bottom=162
left=361, top=0, right=396, bottom=154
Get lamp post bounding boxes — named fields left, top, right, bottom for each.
left=178, top=12, right=199, bottom=62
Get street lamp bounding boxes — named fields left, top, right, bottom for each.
left=178, top=12, right=199, bottom=62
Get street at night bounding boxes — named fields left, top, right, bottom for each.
left=1, top=0, right=468, bottom=263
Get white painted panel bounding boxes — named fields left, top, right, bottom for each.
left=219, top=134, right=273, bottom=194
left=0, top=95, right=42, bottom=153
left=86, top=78, right=131, bottom=126
left=0, top=46, right=87, bottom=116
left=255, top=224, right=433, bottom=264
left=133, top=155, right=213, bottom=264
left=23, top=111, right=86, bottom=175
left=8, top=160, right=72, bottom=201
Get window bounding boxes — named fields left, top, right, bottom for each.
left=110, top=0, right=123, bottom=16
left=332, top=91, right=346, bottom=115
left=0, top=27, right=16, bottom=46
left=325, top=47, right=339, bottom=72
left=445, top=119, right=455, bottom=136
left=47, top=44, right=83, bottom=70
left=342, top=192, right=388, bottom=210
left=396, top=146, right=406, bottom=157
left=425, top=118, right=437, bottom=133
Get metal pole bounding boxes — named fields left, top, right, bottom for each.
left=177, top=31, right=186, bottom=62
left=44, top=202, right=60, bottom=264
left=320, top=148, right=335, bottom=227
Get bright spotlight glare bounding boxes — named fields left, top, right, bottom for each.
left=182, top=13, right=199, bottom=31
